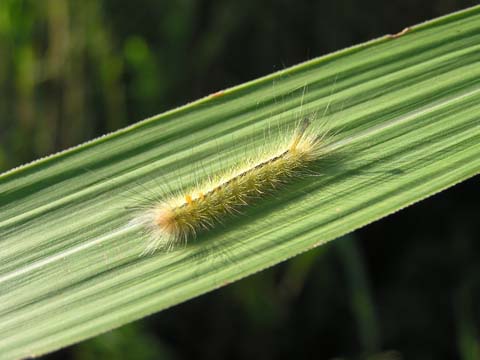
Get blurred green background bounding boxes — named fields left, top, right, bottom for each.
left=1, top=0, right=479, bottom=359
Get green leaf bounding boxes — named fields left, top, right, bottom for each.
left=1, top=6, right=480, bottom=359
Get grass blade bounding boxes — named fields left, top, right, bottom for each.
left=1, top=6, right=479, bottom=359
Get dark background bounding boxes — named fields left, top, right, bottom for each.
left=0, top=0, right=478, bottom=359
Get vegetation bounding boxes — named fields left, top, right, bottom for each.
left=0, top=1, right=479, bottom=359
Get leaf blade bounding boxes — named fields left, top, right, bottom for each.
left=1, top=6, right=480, bottom=359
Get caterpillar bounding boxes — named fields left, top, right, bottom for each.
left=132, top=117, right=333, bottom=255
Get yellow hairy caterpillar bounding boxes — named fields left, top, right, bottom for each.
left=132, top=117, right=333, bottom=254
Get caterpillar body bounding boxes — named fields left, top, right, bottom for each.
left=133, top=118, right=331, bottom=254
